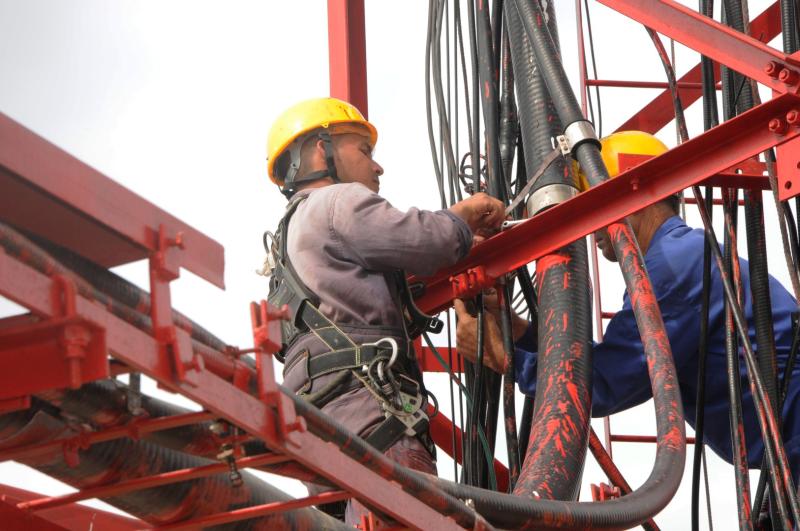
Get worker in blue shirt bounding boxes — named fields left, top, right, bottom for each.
left=455, top=130, right=800, bottom=485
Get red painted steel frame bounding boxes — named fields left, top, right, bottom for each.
left=0, top=253, right=464, bottom=531
left=327, top=0, right=369, bottom=117
left=0, top=113, right=225, bottom=288
left=415, top=92, right=800, bottom=314
left=0, top=484, right=146, bottom=530
left=600, top=0, right=797, bottom=95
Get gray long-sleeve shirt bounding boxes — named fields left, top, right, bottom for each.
left=286, top=182, right=472, bottom=330
left=282, top=182, right=472, bottom=437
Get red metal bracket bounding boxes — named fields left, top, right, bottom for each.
left=148, top=226, right=200, bottom=386
left=0, top=275, right=108, bottom=400
left=250, top=301, right=305, bottom=446
left=777, top=133, right=800, bottom=200
left=449, top=266, right=494, bottom=300
left=591, top=482, right=622, bottom=502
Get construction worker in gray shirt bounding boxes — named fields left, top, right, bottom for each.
left=264, top=97, right=504, bottom=524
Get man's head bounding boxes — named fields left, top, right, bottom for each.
left=267, top=97, right=382, bottom=197
left=586, top=131, right=679, bottom=261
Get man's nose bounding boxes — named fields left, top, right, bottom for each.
left=374, top=162, right=384, bottom=176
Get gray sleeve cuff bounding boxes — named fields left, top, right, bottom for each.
left=440, top=210, right=473, bottom=259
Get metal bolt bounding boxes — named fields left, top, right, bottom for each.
left=765, top=61, right=781, bottom=78
left=779, top=68, right=799, bottom=85
left=788, top=110, right=800, bottom=126
left=769, top=118, right=789, bottom=135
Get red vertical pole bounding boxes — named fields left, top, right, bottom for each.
left=327, top=0, right=369, bottom=117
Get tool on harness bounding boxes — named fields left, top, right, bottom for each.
left=263, top=195, right=434, bottom=455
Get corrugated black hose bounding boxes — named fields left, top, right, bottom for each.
left=0, top=403, right=346, bottom=530
left=505, top=0, right=591, bottom=502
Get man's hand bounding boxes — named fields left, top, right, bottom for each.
left=449, top=193, right=505, bottom=234
left=453, top=299, right=505, bottom=373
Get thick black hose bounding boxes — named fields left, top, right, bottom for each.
left=498, top=29, right=518, bottom=194
left=723, top=189, right=757, bottom=530
left=504, top=0, right=574, bottom=211
left=515, top=240, right=592, bottom=502
left=288, top=390, right=492, bottom=530
left=474, top=0, right=507, bottom=202
left=504, top=0, right=605, bottom=503
left=12, top=225, right=228, bottom=353
left=0, top=405, right=345, bottom=530
left=505, top=0, right=686, bottom=524
left=781, top=0, right=799, bottom=55
left=35, top=380, right=331, bottom=487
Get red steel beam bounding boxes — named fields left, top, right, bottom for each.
left=0, top=411, right=214, bottom=463
left=0, top=255, right=465, bottom=530
left=616, top=1, right=780, bottom=133
left=19, top=453, right=291, bottom=512
left=0, top=484, right=146, bottom=530
left=327, top=0, right=369, bottom=116
left=414, top=92, right=800, bottom=314
left=0, top=113, right=225, bottom=288
left=600, top=0, right=795, bottom=94
left=0, top=499, right=70, bottom=531
left=155, top=490, right=351, bottom=531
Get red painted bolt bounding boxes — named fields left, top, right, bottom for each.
left=769, top=118, right=789, bottom=135
left=780, top=68, right=799, bottom=84
left=765, top=61, right=781, bottom=78
left=788, top=110, right=800, bottom=126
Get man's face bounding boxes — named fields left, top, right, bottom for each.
left=594, top=228, right=617, bottom=262
left=332, top=133, right=384, bottom=193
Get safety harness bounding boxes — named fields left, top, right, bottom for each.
left=265, top=194, right=439, bottom=455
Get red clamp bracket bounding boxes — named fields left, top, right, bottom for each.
left=449, top=266, right=494, bottom=300
left=0, top=275, right=108, bottom=403
left=590, top=482, right=621, bottom=502
left=250, top=301, right=305, bottom=447
left=148, top=225, right=200, bottom=385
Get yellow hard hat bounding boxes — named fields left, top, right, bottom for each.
left=267, top=97, right=378, bottom=187
left=577, top=131, right=669, bottom=190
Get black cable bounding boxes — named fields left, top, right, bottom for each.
left=474, top=0, right=507, bottom=202
left=426, top=0, right=447, bottom=208
left=466, top=0, right=482, bottom=194
left=583, top=0, right=603, bottom=137
left=692, top=184, right=715, bottom=531
left=692, top=2, right=719, bottom=526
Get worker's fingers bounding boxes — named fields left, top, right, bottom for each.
left=453, top=298, right=471, bottom=319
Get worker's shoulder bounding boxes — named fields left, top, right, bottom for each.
left=644, top=219, right=706, bottom=296
left=303, top=182, right=379, bottom=208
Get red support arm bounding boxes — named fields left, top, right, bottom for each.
left=414, top=93, right=800, bottom=314
left=327, top=0, right=369, bottom=116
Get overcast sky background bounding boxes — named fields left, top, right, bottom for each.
left=0, top=1, right=789, bottom=529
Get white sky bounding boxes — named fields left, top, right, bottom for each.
left=0, top=0, right=789, bottom=529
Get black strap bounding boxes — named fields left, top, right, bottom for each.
left=307, top=345, right=392, bottom=380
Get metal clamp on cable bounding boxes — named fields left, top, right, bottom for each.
left=563, top=120, right=601, bottom=159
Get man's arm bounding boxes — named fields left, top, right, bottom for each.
left=456, top=283, right=701, bottom=418
left=330, top=185, right=503, bottom=276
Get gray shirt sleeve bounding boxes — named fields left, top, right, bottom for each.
left=328, top=183, right=472, bottom=276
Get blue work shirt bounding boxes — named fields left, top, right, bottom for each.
left=515, top=216, right=800, bottom=476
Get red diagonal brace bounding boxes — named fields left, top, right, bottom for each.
left=599, top=0, right=797, bottom=94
